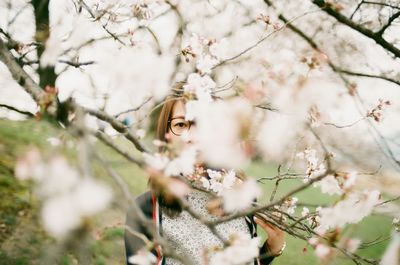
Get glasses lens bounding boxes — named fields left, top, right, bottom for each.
left=170, top=118, right=191, bottom=136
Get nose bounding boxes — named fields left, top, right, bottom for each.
left=187, top=123, right=197, bottom=144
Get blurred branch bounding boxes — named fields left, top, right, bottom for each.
left=350, top=0, right=365, bottom=19
left=263, top=4, right=400, bottom=170
left=0, top=38, right=57, bottom=116
left=58, top=59, right=96, bottom=68
left=208, top=169, right=333, bottom=226
left=323, top=117, right=366, bottom=128
left=333, top=67, right=400, bottom=86
left=213, top=8, right=321, bottom=69
left=311, top=0, right=400, bottom=58
left=78, top=104, right=149, bottom=153
left=265, top=6, right=400, bottom=87
left=7, top=3, right=31, bottom=27
left=362, top=1, right=400, bottom=9
left=0, top=103, right=35, bottom=117
left=80, top=0, right=126, bottom=45
left=375, top=195, right=400, bottom=206
left=376, top=10, right=400, bottom=36
left=114, top=96, right=153, bottom=119
left=90, top=129, right=144, bottom=167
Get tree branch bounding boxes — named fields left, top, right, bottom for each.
left=0, top=103, right=35, bottom=117
left=0, top=38, right=44, bottom=102
left=0, top=38, right=59, bottom=117
left=312, top=0, right=400, bottom=58
left=376, top=10, right=400, bottom=36
left=79, top=105, right=149, bottom=153
left=266, top=6, right=400, bottom=87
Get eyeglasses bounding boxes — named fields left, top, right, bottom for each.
left=168, top=117, right=195, bottom=136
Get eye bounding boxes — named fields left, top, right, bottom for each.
left=175, top=122, right=188, bottom=128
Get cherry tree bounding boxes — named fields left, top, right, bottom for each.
left=1, top=0, right=400, bottom=264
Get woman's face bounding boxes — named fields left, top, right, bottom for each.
left=167, top=100, right=196, bottom=148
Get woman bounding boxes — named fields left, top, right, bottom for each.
left=125, top=96, right=285, bottom=265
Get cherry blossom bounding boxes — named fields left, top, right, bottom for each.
left=210, top=231, right=261, bottom=265
left=343, top=171, right=357, bottom=190
left=221, top=178, right=261, bottom=213
left=280, top=197, right=298, bottom=215
left=296, top=148, right=326, bottom=181
left=143, top=152, right=170, bottom=172
left=316, top=190, right=381, bottom=234
left=314, top=244, right=332, bottom=260
left=183, top=73, right=216, bottom=102
left=15, top=152, right=112, bottom=238
left=164, top=146, right=198, bottom=177
left=344, top=238, right=361, bottom=253
left=196, top=54, right=219, bottom=74
left=201, top=169, right=238, bottom=195
left=128, top=249, right=157, bottom=265
left=301, top=207, right=310, bottom=217
left=15, top=148, right=44, bottom=181
left=192, top=98, right=254, bottom=169
left=313, top=174, right=343, bottom=196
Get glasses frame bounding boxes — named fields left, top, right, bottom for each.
left=168, top=117, right=195, bottom=136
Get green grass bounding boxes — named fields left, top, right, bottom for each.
left=0, top=118, right=394, bottom=265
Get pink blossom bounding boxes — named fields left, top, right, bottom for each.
left=315, top=244, right=331, bottom=259
left=345, top=238, right=361, bottom=253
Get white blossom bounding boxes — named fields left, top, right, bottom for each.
left=315, top=244, right=331, bottom=259
left=301, top=207, right=310, bottom=217
left=193, top=98, right=253, bottom=169
left=200, top=176, right=211, bottom=190
left=316, top=190, right=381, bottom=234
left=201, top=169, right=240, bottom=195
left=282, top=197, right=298, bottom=215
left=136, top=129, right=146, bottom=139
left=42, top=194, right=81, bottom=238
left=314, top=174, right=343, bottom=195
left=40, top=33, right=63, bottom=67
left=185, top=99, right=208, bottom=121
left=308, top=237, right=318, bottom=246
left=47, top=137, right=62, bottom=146
left=15, top=153, right=112, bottom=238
left=209, top=38, right=228, bottom=60
left=143, top=153, right=170, bottom=172
left=187, top=33, right=204, bottom=56
left=37, top=156, right=80, bottom=197
left=164, top=147, right=197, bottom=177
left=196, top=54, right=219, bottom=74
left=183, top=73, right=215, bottom=102
left=345, top=238, right=361, bottom=253
left=72, top=178, right=112, bottom=216
left=222, top=179, right=261, bottom=213
left=222, top=170, right=237, bottom=189
left=296, top=148, right=326, bottom=181
left=343, top=171, right=357, bottom=190
left=207, top=169, right=225, bottom=194
left=210, top=232, right=261, bottom=265
left=128, top=249, right=157, bottom=265
left=15, top=148, right=44, bottom=181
